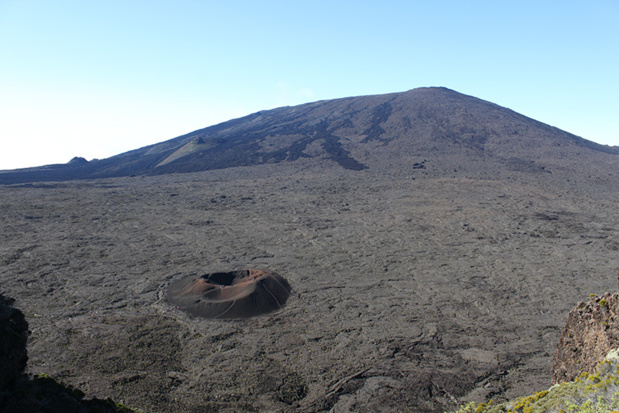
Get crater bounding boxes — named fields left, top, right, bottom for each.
left=166, top=269, right=292, bottom=319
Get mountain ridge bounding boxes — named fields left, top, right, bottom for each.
left=1, top=87, right=617, bottom=184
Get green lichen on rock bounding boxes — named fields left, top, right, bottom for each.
left=452, top=349, right=619, bottom=413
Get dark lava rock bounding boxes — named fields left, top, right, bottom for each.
left=0, top=293, right=28, bottom=388
left=167, top=269, right=292, bottom=318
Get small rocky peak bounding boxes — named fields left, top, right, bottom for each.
left=67, top=156, right=88, bottom=165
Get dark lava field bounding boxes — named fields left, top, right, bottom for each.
left=1, top=88, right=618, bottom=412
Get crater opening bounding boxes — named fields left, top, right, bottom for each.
left=166, top=269, right=292, bottom=319
left=206, top=272, right=237, bottom=286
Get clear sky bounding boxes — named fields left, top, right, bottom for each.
left=0, top=0, right=617, bottom=170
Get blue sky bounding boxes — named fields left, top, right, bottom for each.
left=0, top=0, right=617, bottom=170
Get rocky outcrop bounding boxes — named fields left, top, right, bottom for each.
left=0, top=293, right=28, bottom=388
left=551, top=291, right=619, bottom=384
left=67, top=156, right=89, bottom=165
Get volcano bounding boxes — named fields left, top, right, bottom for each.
left=1, top=87, right=617, bottom=185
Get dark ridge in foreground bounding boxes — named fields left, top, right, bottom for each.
left=0, top=293, right=135, bottom=413
left=1, top=87, right=617, bottom=184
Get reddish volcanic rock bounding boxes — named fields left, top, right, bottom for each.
left=552, top=292, right=619, bottom=384
left=166, top=269, right=292, bottom=319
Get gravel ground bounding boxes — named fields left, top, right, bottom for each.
left=1, top=161, right=618, bottom=412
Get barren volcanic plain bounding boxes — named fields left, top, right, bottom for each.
left=1, top=88, right=618, bottom=412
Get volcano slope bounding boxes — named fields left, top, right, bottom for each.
left=1, top=88, right=618, bottom=412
